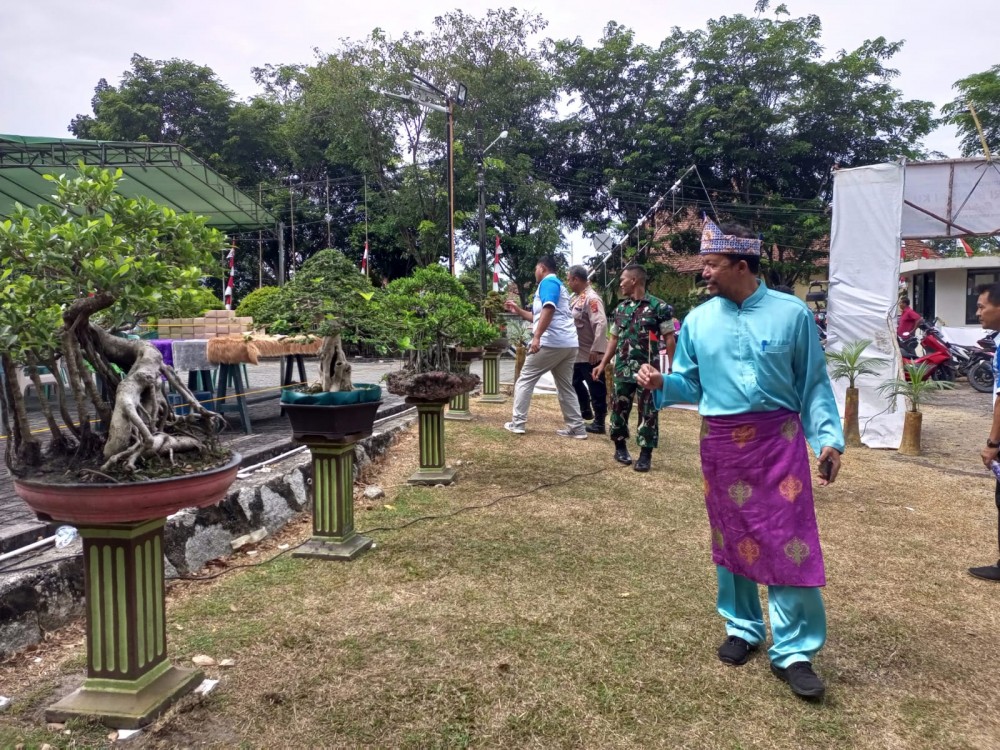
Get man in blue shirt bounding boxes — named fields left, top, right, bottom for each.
left=503, top=255, right=587, bottom=438
left=637, top=219, right=844, bottom=700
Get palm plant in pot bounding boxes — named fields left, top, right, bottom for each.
left=247, top=248, right=386, bottom=560
left=0, top=166, right=239, bottom=727
left=377, top=265, right=498, bottom=484
left=877, top=362, right=955, bottom=456
left=826, top=339, right=887, bottom=448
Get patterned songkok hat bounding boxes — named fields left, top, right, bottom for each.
left=700, top=217, right=761, bottom=256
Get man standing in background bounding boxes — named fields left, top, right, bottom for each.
left=567, top=265, right=608, bottom=434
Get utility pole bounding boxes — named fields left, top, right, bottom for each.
left=277, top=222, right=286, bottom=286
left=477, top=123, right=487, bottom=293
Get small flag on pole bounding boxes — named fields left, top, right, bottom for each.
left=361, top=241, right=369, bottom=276
left=960, top=237, right=975, bottom=258
left=224, top=243, right=235, bottom=310
left=493, top=235, right=501, bottom=292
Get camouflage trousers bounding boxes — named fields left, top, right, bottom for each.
left=609, top=379, right=659, bottom=449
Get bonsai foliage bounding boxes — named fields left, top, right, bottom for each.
left=234, top=285, right=281, bottom=323
left=0, top=165, right=227, bottom=478
left=877, top=363, right=955, bottom=413
left=248, top=250, right=379, bottom=392
left=826, top=339, right=887, bottom=389
left=379, top=265, right=499, bottom=374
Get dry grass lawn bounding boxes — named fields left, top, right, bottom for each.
left=2, top=389, right=1000, bottom=749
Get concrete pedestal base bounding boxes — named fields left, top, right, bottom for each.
left=293, top=534, right=374, bottom=561
left=47, top=664, right=203, bottom=729
left=407, top=466, right=458, bottom=486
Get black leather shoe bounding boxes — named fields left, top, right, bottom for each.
left=614, top=441, right=632, bottom=465
left=634, top=448, right=652, bottom=472
left=717, top=635, right=757, bottom=666
left=968, top=560, right=1000, bottom=581
left=585, top=419, right=605, bottom=434
left=771, top=661, right=826, bottom=699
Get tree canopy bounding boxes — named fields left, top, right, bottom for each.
left=67, top=4, right=948, bottom=295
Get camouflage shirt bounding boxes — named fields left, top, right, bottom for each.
left=610, top=294, right=675, bottom=382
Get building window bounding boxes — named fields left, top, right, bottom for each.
left=967, top=270, right=1000, bottom=324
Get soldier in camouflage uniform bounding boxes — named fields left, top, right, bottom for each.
left=592, top=264, right=675, bottom=472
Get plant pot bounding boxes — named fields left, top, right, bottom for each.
left=899, top=410, right=922, bottom=456
left=485, top=337, right=510, bottom=353
left=452, top=347, right=484, bottom=363
left=353, top=383, right=383, bottom=403
left=844, top=387, right=862, bottom=448
left=12, top=453, right=242, bottom=729
left=281, top=388, right=361, bottom=405
left=283, top=400, right=381, bottom=442
left=386, top=370, right=479, bottom=402
left=14, top=452, right=242, bottom=525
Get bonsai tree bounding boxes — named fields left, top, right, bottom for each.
left=248, top=249, right=379, bottom=392
left=378, top=265, right=498, bottom=399
left=0, top=166, right=228, bottom=479
left=826, top=339, right=887, bottom=448
left=877, top=362, right=955, bottom=455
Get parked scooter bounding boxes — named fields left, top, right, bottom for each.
left=967, top=332, right=997, bottom=394
left=899, top=322, right=955, bottom=381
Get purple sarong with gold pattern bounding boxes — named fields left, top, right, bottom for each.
left=700, top=408, right=825, bottom=587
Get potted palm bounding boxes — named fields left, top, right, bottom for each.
left=248, top=249, right=385, bottom=560
left=826, top=339, right=887, bottom=448
left=0, top=166, right=240, bottom=728
left=877, top=362, right=955, bottom=456
left=378, top=266, right=498, bottom=484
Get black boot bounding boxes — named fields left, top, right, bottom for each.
left=586, top=416, right=606, bottom=434
left=614, top=440, right=632, bottom=465
left=634, top=447, right=652, bottom=472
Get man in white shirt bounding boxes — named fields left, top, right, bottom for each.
left=503, top=256, right=586, bottom=438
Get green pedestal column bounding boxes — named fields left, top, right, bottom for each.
left=294, top=439, right=373, bottom=561
left=46, top=519, right=203, bottom=729
left=479, top=351, right=506, bottom=403
left=407, top=399, right=457, bottom=485
left=445, top=362, right=473, bottom=421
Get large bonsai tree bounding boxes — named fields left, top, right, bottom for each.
left=246, top=249, right=378, bottom=392
left=0, top=166, right=227, bottom=479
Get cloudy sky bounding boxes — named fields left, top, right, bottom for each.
left=2, top=0, right=994, bottom=159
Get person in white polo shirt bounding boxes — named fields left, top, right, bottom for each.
left=503, top=255, right=587, bottom=439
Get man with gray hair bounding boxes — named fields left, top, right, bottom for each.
left=567, top=265, right=608, bottom=433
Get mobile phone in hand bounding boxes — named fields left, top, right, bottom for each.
left=819, top=457, right=833, bottom=480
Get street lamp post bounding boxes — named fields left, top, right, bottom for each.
left=381, top=73, right=466, bottom=274
left=477, top=125, right=508, bottom=293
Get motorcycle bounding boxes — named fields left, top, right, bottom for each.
left=899, top=323, right=954, bottom=381
left=966, top=332, right=997, bottom=394
left=806, top=281, right=828, bottom=348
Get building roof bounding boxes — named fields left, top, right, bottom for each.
left=0, top=135, right=274, bottom=231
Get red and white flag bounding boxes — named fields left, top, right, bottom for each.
left=960, top=237, right=975, bottom=258
left=492, top=235, right=502, bottom=292
left=224, top=245, right=235, bottom=310
left=361, top=241, right=369, bottom=276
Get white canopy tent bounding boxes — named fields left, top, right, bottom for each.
left=827, top=158, right=1000, bottom=448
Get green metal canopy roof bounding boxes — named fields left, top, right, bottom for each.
left=0, top=135, right=275, bottom=231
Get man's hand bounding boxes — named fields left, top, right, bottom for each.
left=636, top=363, right=663, bottom=391
left=503, top=300, right=520, bottom=314
left=589, top=350, right=603, bottom=366
left=981, top=445, right=999, bottom=468
left=816, top=446, right=842, bottom=486
left=528, top=336, right=541, bottom=355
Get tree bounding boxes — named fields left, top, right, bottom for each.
left=70, top=54, right=236, bottom=170
left=675, top=2, right=934, bottom=287
left=942, top=65, right=1000, bottom=157
left=0, top=166, right=226, bottom=477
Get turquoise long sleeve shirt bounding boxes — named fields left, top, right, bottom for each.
left=653, top=282, right=845, bottom=456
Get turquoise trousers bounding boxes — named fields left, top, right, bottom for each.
left=716, top=565, right=826, bottom=669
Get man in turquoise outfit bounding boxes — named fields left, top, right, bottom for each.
left=637, top=219, right=844, bottom=700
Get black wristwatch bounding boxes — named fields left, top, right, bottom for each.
left=987, top=438, right=1000, bottom=449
